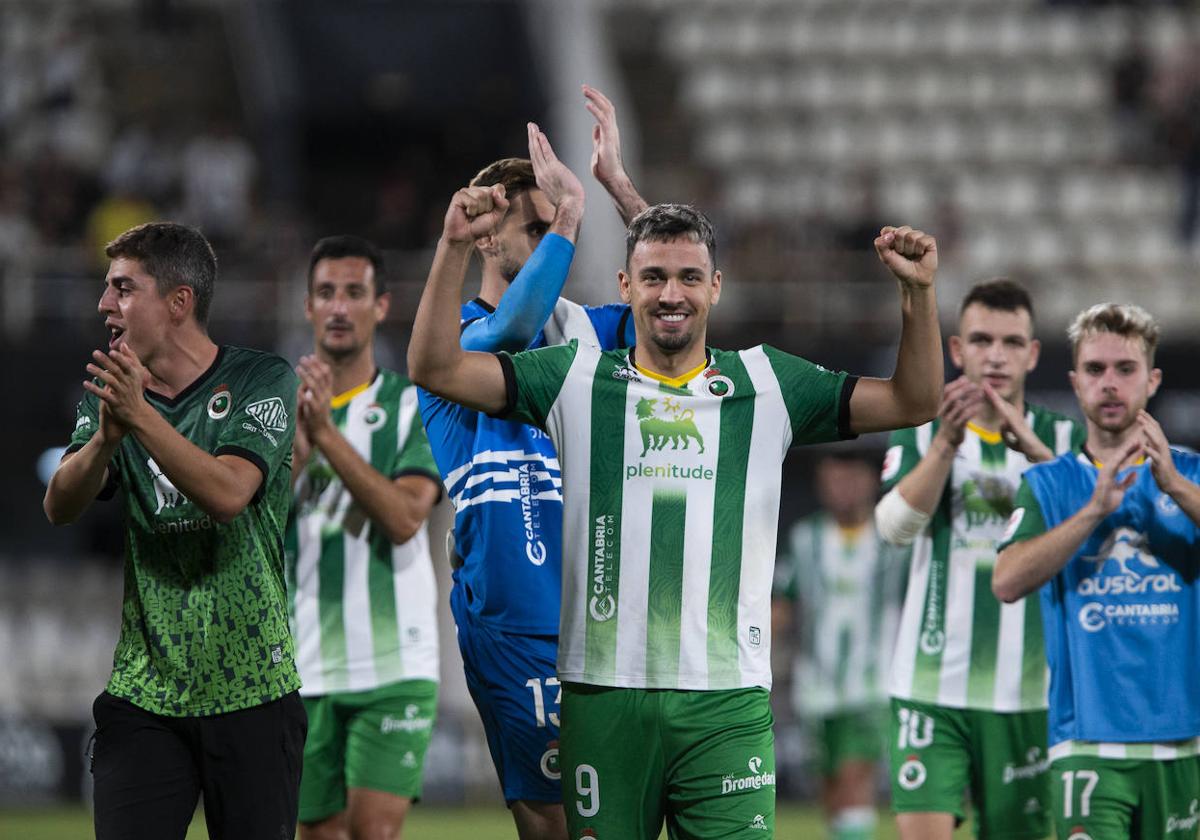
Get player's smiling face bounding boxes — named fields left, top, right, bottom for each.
left=949, top=303, right=1039, bottom=403
left=98, top=257, right=172, bottom=361
left=1070, top=332, right=1161, bottom=434
left=619, top=236, right=721, bottom=357
left=306, top=256, right=389, bottom=361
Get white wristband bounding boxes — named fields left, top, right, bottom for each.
left=875, top=487, right=932, bottom=546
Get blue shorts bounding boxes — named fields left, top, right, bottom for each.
left=451, top=588, right=561, bottom=805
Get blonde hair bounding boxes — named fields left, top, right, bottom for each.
left=1068, top=303, right=1160, bottom=365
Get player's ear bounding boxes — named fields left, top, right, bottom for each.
left=169, top=286, right=192, bottom=321
left=1148, top=366, right=1163, bottom=398
left=618, top=270, right=631, bottom=303
left=475, top=233, right=499, bottom=257
left=709, top=270, right=721, bottom=305
left=1027, top=338, right=1041, bottom=372
left=374, top=291, right=391, bottom=323
left=948, top=334, right=964, bottom=369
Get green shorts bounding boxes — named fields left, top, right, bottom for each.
left=818, top=707, right=886, bottom=778
left=1051, top=754, right=1200, bottom=840
left=561, top=683, right=776, bottom=839
left=888, top=698, right=1051, bottom=840
left=298, top=679, right=438, bottom=823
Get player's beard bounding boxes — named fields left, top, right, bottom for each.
left=650, top=325, right=693, bottom=353
left=500, top=255, right=523, bottom=284
left=319, top=328, right=361, bottom=361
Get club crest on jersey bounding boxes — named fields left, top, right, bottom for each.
left=702, top=367, right=734, bottom=398
left=362, top=403, right=387, bottom=430
left=243, top=396, right=289, bottom=447
left=635, top=397, right=704, bottom=456
left=207, top=387, right=231, bottom=420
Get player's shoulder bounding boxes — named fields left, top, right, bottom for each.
left=376, top=366, right=415, bottom=393
left=218, top=345, right=294, bottom=381
left=1169, top=446, right=1200, bottom=474
left=1026, top=449, right=1088, bottom=484
left=1026, top=401, right=1082, bottom=431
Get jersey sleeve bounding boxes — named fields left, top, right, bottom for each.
left=214, top=355, right=298, bottom=501
left=761, top=346, right=855, bottom=445
left=997, top=478, right=1049, bottom=550
left=583, top=302, right=634, bottom=350
left=65, top=389, right=119, bottom=499
left=880, top=426, right=922, bottom=493
left=392, top=389, right=441, bottom=486
left=495, top=340, right=580, bottom=429
left=67, top=390, right=100, bottom=452
left=460, top=233, right=574, bottom=352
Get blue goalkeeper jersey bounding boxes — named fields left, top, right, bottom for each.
left=1006, top=449, right=1200, bottom=746
left=419, top=297, right=632, bottom=635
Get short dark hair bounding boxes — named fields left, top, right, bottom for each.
left=308, top=235, right=387, bottom=296
left=960, top=278, right=1034, bottom=323
left=625, top=204, right=717, bottom=269
left=105, top=222, right=217, bottom=326
left=469, top=158, right=538, bottom=203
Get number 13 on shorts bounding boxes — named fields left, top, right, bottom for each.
left=525, top=677, right=560, bottom=727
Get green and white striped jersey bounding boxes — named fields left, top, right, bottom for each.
left=774, top=514, right=904, bottom=717
left=882, top=406, right=1083, bottom=712
left=500, top=340, right=853, bottom=691
left=285, top=369, right=442, bottom=695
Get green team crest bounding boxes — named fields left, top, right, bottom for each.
left=635, top=396, right=705, bottom=456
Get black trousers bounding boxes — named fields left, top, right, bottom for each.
left=90, top=690, right=307, bottom=840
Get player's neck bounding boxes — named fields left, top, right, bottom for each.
left=831, top=508, right=871, bottom=530
left=319, top=345, right=377, bottom=396
left=1085, top=421, right=1140, bottom=466
left=478, top=269, right=508, bottom=310
left=143, top=330, right=218, bottom=398
left=633, top=341, right=708, bottom=382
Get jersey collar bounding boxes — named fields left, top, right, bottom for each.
left=330, top=369, right=379, bottom=409
left=627, top=348, right=713, bottom=388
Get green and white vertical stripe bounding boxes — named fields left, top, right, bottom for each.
left=287, top=370, right=440, bottom=695
left=888, top=408, right=1081, bottom=712
left=777, top=515, right=899, bottom=717
left=523, top=343, right=845, bottom=691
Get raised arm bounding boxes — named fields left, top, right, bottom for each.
left=584, top=84, right=648, bottom=225
left=409, top=125, right=582, bottom=413
left=847, top=226, right=943, bottom=434
left=461, top=123, right=588, bottom=352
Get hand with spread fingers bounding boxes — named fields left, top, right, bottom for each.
left=83, top=344, right=151, bottom=435
left=934, top=376, right=985, bottom=449
left=1138, top=410, right=1180, bottom=494
left=1087, top=436, right=1144, bottom=518
left=527, top=121, right=585, bottom=211
left=983, top=382, right=1054, bottom=462
left=443, top=184, right=511, bottom=246
left=295, top=355, right=336, bottom=444
left=583, top=83, right=648, bottom=224
left=874, top=225, right=938, bottom=289
left=584, top=85, right=628, bottom=189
